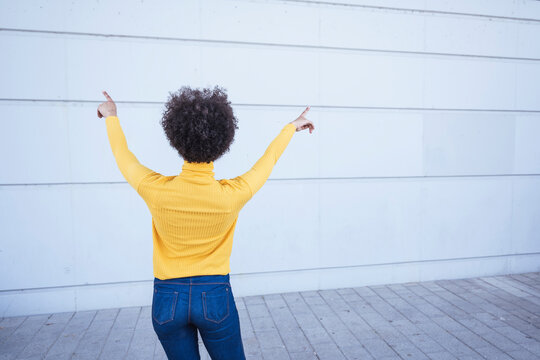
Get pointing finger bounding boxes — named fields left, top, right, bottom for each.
left=102, top=90, right=114, bottom=102
left=300, top=105, right=310, bottom=116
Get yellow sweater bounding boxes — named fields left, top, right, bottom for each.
left=105, top=116, right=297, bottom=279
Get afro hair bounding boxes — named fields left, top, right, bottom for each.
left=160, top=85, right=238, bottom=163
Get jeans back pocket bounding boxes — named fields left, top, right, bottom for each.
left=202, top=285, right=230, bottom=324
left=152, top=287, right=178, bottom=325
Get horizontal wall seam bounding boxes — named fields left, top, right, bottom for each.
left=2, top=251, right=539, bottom=293
left=279, top=0, right=540, bottom=23
left=1, top=28, right=539, bottom=63
left=1, top=99, right=540, bottom=114
left=2, top=174, right=540, bottom=187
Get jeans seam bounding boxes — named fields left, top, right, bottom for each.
left=154, top=281, right=229, bottom=285
left=188, top=279, right=192, bottom=324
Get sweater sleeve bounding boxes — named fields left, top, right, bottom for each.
left=236, top=122, right=296, bottom=197
left=105, top=115, right=161, bottom=194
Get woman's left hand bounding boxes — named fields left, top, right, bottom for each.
left=97, top=90, right=118, bottom=118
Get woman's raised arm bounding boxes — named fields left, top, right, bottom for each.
left=236, top=106, right=314, bottom=197
left=98, top=91, right=160, bottom=194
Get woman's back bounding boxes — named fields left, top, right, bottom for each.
left=139, top=161, right=251, bottom=279
left=106, top=112, right=298, bottom=279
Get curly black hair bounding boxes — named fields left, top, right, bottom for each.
left=160, top=85, right=238, bottom=163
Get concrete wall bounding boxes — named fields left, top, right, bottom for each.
left=1, top=0, right=539, bottom=317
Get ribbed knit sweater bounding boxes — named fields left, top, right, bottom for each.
left=105, top=115, right=297, bottom=279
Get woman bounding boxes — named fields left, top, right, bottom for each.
left=97, top=86, right=314, bottom=360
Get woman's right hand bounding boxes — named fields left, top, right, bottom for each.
left=290, top=106, right=314, bottom=133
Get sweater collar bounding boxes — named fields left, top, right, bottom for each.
left=180, top=160, right=215, bottom=177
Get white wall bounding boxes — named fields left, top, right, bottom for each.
left=1, top=0, right=539, bottom=317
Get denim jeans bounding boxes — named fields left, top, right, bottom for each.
left=152, top=273, right=246, bottom=360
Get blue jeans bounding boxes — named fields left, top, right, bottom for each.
left=152, top=273, right=246, bottom=360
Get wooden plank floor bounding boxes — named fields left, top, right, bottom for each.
left=1, top=272, right=539, bottom=359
